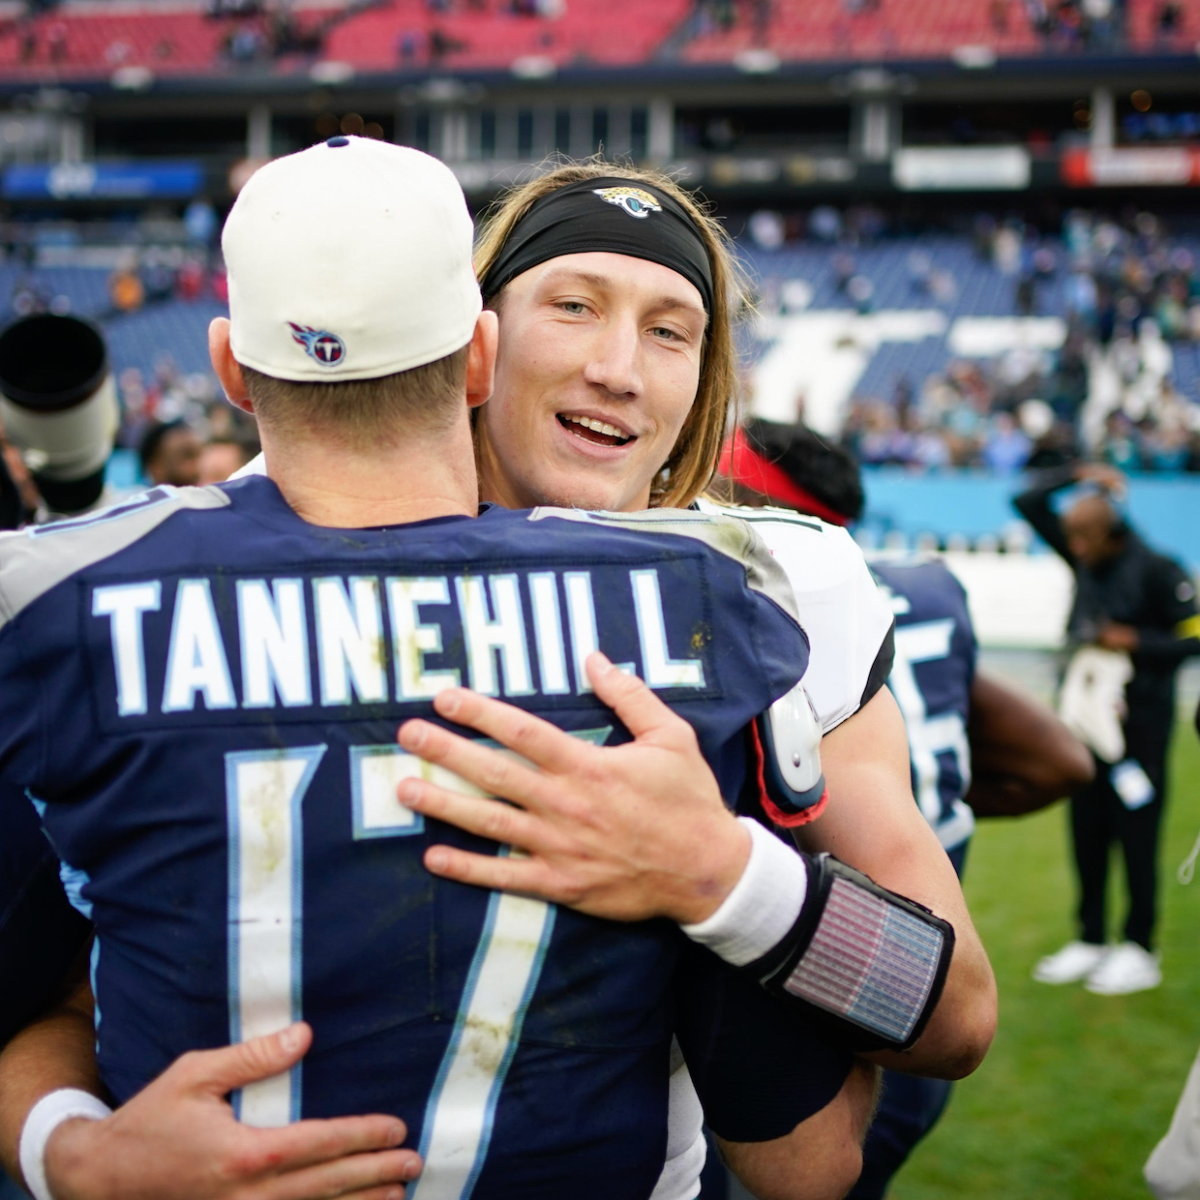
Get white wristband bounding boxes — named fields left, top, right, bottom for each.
left=19, top=1088, right=113, bottom=1200
left=680, top=816, right=808, bottom=967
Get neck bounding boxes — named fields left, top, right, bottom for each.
left=476, top=434, right=524, bottom=510
left=260, top=417, right=479, bottom=528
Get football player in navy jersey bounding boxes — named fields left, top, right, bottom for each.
left=0, top=143, right=982, bottom=1200
left=708, top=417, right=1092, bottom=1199
left=0, top=160, right=997, bottom=1200
left=0, top=139, right=836, bottom=1200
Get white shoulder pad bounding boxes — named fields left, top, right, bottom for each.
left=765, top=680, right=824, bottom=798
left=696, top=502, right=894, bottom=733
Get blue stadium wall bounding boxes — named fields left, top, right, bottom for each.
left=863, top=469, right=1200, bottom=570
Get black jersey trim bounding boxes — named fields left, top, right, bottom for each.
left=859, top=620, right=895, bottom=711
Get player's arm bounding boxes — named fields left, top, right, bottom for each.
left=714, top=1074, right=877, bottom=1200
left=669, top=940, right=879, bottom=1200
left=715, top=1063, right=879, bottom=1200
left=965, top=670, right=1094, bottom=817
left=794, top=687, right=996, bottom=1079
left=0, top=804, right=92, bottom=1049
left=395, top=655, right=977, bottom=1069
left=0, top=989, right=421, bottom=1200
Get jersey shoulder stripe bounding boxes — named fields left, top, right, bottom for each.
left=528, top=506, right=799, bottom=624
left=0, top=486, right=230, bottom=630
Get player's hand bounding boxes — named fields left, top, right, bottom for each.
left=1073, top=462, right=1128, bottom=497
left=44, top=1023, right=421, bottom=1200
left=395, top=652, right=751, bottom=926
left=1095, top=621, right=1139, bottom=652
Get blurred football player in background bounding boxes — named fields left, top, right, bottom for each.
left=138, top=419, right=203, bottom=487
left=717, top=415, right=1093, bottom=1199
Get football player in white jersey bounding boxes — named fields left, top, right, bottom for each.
left=391, top=162, right=995, bottom=1198
left=0, top=161, right=995, bottom=1200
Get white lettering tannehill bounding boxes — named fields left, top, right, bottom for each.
left=92, top=567, right=705, bottom=716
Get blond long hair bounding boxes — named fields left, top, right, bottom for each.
left=474, top=161, right=748, bottom=509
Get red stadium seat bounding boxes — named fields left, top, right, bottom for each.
left=0, top=0, right=1194, bottom=81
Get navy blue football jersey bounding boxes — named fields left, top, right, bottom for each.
left=869, top=557, right=977, bottom=853
left=0, top=475, right=806, bottom=1200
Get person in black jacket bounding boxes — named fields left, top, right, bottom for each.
left=1015, top=462, right=1200, bottom=994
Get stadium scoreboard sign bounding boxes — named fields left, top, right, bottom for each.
left=1061, top=147, right=1200, bottom=187
left=892, top=147, right=1031, bottom=191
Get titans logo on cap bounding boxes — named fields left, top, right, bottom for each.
left=593, top=187, right=663, bottom=219
left=288, top=322, right=346, bottom=367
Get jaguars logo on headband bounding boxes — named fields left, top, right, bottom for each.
left=593, top=187, right=663, bottom=220
left=288, top=322, right=346, bottom=367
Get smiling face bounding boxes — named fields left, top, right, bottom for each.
left=475, top=252, right=706, bottom=514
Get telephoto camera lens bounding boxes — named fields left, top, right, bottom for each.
left=0, top=314, right=119, bottom=516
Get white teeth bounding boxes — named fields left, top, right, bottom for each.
left=563, top=414, right=630, bottom=441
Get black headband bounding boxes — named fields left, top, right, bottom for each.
left=479, top=176, right=715, bottom=316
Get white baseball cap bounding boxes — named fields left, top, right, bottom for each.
left=222, top=137, right=482, bottom=382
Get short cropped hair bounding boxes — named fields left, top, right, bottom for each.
left=240, top=344, right=471, bottom=451
left=474, top=160, right=750, bottom=509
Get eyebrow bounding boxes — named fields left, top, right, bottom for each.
left=537, top=266, right=707, bottom=324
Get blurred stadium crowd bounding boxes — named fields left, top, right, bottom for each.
left=3, top=0, right=1199, bottom=78
left=9, top=199, right=1199, bottom=488
left=743, top=204, right=1200, bottom=476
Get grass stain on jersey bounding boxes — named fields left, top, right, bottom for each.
left=464, top=1012, right=514, bottom=1077
left=372, top=633, right=389, bottom=672
left=708, top=516, right=752, bottom=561
left=244, top=759, right=290, bottom=879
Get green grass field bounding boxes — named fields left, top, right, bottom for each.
left=895, top=723, right=1200, bottom=1200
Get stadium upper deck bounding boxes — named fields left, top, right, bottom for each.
left=1, top=0, right=1198, bottom=84
left=0, top=0, right=687, bottom=82
left=680, top=0, right=1200, bottom=65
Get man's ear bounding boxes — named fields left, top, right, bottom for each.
left=464, top=310, right=498, bottom=410
left=208, top=318, right=254, bottom=414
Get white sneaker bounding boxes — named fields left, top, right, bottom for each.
left=1085, top=941, right=1161, bottom=995
left=1032, top=940, right=1109, bottom=984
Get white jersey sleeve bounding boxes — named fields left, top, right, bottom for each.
left=696, top=501, right=894, bottom=734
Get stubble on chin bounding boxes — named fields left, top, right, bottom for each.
left=526, top=475, right=626, bottom=513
